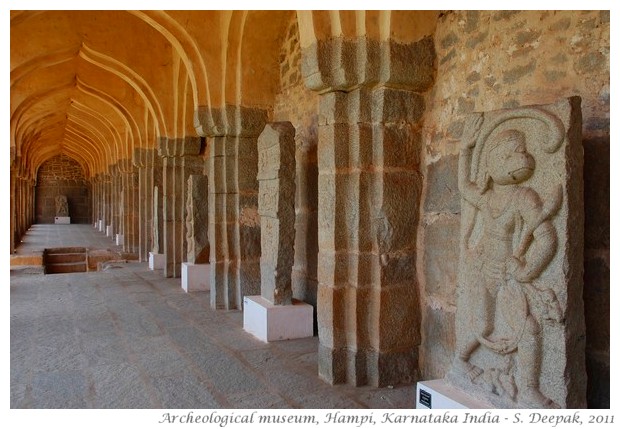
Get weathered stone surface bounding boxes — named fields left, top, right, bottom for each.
left=447, top=97, right=586, bottom=408
left=35, top=155, right=91, bottom=224
left=185, top=175, right=209, bottom=264
left=424, top=155, right=460, bottom=213
left=55, top=195, right=69, bottom=216
left=206, top=107, right=266, bottom=310
left=152, top=186, right=161, bottom=254
left=311, top=65, right=426, bottom=387
left=423, top=214, right=459, bottom=299
left=257, top=122, right=296, bottom=305
left=421, top=306, right=455, bottom=381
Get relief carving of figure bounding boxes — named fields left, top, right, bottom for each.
left=55, top=195, right=69, bottom=216
left=452, top=110, right=566, bottom=408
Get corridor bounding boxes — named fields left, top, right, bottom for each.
left=10, top=225, right=414, bottom=409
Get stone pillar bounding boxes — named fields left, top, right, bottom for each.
left=152, top=150, right=164, bottom=255
left=91, top=174, right=100, bottom=228
left=300, top=36, right=435, bottom=387
left=257, top=122, right=296, bottom=305
left=447, top=97, right=586, bottom=409
left=182, top=174, right=210, bottom=292
left=158, top=137, right=203, bottom=278
left=10, top=162, right=16, bottom=253
left=185, top=175, right=210, bottom=264
left=197, top=106, right=267, bottom=310
left=103, top=173, right=113, bottom=235
left=109, top=163, right=121, bottom=237
left=118, top=159, right=139, bottom=253
left=243, top=122, right=313, bottom=342
left=134, top=148, right=155, bottom=261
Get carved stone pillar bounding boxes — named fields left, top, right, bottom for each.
left=133, top=148, right=155, bottom=261
left=94, top=174, right=105, bottom=231
left=447, top=97, right=586, bottom=409
left=185, top=175, right=210, bottom=264
left=27, top=177, right=36, bottom=230
left=196, top=106, right=267, bottom=310
left=102, top=173, right=113, bottom=234
left=10, top=163, right=16, bottom=253
left=118, top=159, right=139, bottom=253
left=257, top=122, right=297, bottom=305
left=301, top=36, right=435, bottom=387
left=91, top=174, right=100, bottom=228
left=158, top=137, right=203, bottom=278
left=109, top=164, right=121, bottom=237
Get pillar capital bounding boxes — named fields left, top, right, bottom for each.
left=117, top=158, right=135, bottom=174
left=158, top=136, right=202, bottom=158
left=301, top=36, right=435, bottom=94
left=194, top=105, right=268, bottom=139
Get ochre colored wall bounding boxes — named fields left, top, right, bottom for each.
left=418, top=10, right=609, bottom=407
left=35, top=154, right=92, bottom=224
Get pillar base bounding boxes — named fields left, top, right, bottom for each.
left=106, top=225, right=113, bottom=237
left=243, top=295, right=313, bottom=342
left=98, top=220, right=104, bottom=232
left=416, top=379, right=492, bottom=409
left=54, top=216, right=70, bottom=224
left=181, top=262, right=210, bottom=292
left=115, top=234, right=124, bottom=246
left=149, top=252, right=165, bottom=270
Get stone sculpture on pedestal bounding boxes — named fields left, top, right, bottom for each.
left=447, top=97, right=586, bottom=409
left=55, top=195, right=69, bottom=216
left=182, top=175, right=210, bottom=292
left=243, top=122, right=313, bottom=341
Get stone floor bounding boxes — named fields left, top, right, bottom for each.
left=10, top=224, right=416, bottom=409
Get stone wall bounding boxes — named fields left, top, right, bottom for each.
left=273, top=15, right=320, bottom=317
left=418, top=10, right=609, bottom=407
left=35, top=154, right=91, bottom=224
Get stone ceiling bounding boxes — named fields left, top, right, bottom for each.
left=10, top=10, right=437, bottom=179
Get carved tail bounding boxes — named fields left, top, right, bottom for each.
left=514, top=184, right=563, bottom=259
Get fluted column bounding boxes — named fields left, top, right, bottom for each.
left=133, top=148, right=155, bottom=261
left=10, top=163, right=16, bottom=253
left=102, top=173, right=113, bottom=234
left=301, top=36, right=435, bottom=386
left=108, top=164, right=121, bottom=237
left=195, top=106, right=267, bottom=310
left=158, top=137, right=203, bottom=278
left=117, top=159, right=139, bottom=253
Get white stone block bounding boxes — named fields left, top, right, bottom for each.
left=106, top=225, right=113, bottom=237
left=416, top=379, right=492, bottom=409
left=54, top=216, right=70, bottom=224
left=243, top=295, right=313, bottom=342
left=149, top=252, right=165, bottom=270
left=115, top=234, right=124, bottom=246
left=98, top=220, right=104, bottom=232
left=181, top=262, right=210, bottom=292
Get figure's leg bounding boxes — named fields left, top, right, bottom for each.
left=517, top=316, right=559, bottom=408
left=453, top=284, right=494, bottom=380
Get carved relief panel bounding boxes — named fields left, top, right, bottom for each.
left=448, top=97, right=586, bottom=409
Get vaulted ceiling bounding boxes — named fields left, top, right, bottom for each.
left=11, top=10, right=438, bottom=180
left=10, top=10, right=294, bottom=179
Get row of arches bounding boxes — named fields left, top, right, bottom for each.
left=11, top=10, right=437, bottom=180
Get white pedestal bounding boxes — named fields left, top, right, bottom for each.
left=416, top=379, right=493, bottom=409
left=115, top=234, right=124, bottom=246
left=98, top=220, right=104, bottom=232
left=106, top=225, right=113, bottom=237
left=181, top=262, right=210, bottom=292
left=149, top=252, right=165, bottom=270
left=54, top=216, right=70, bottom=224
left=243, top=295, right=313, bottom=342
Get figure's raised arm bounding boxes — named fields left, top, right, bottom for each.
left=459, top=113, right=484, bottom=206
